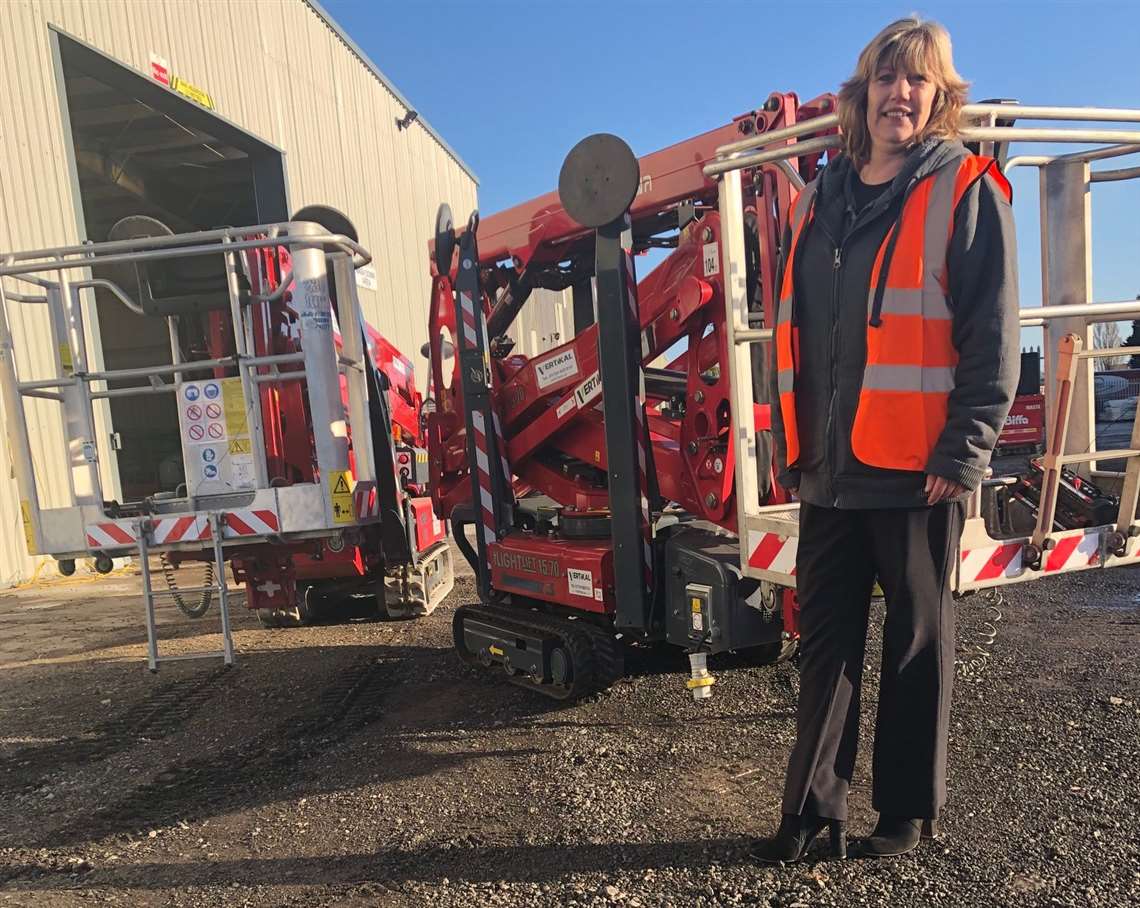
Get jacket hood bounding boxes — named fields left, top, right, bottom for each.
left=817, top=137, right=970, bottom=207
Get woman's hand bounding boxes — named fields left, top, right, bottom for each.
left=924, top=474, right=968, bottom=505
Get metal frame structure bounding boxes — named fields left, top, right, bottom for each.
left=710, top=103, right=1140, bottom=595
left=0, top=220, right=386, bottom=666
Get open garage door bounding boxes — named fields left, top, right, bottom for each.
left=55, top=33, right=288, bottom=502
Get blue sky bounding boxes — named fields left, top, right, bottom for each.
left=324, top=0, right=1140, bottom=340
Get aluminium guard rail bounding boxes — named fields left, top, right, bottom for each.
left=706, top=102, right=1140, bottom=593
left=0, top=220, right=380, bottom=563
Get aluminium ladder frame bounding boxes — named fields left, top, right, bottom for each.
left=0, top=221, right=384, bottom=667
left=708, top=103, right=1140, bottom=595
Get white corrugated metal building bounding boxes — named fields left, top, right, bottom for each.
left=0, top=0, right=484, bottom=584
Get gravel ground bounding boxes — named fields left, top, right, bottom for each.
left=0, top=554, right=1137, bottom=907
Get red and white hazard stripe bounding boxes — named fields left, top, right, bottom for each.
left=455, top=279, right=502, bottom=556
left=959, top=541, right=1023, bottom=583
left=223, top=508, right=280, bottom=538
left=470, top=409, right=497, bottom=545
left=1042, top=531, right=1101, bottom=573
left=746, top=529, right=798, bottom=576
left=353, top=480, right=381, bottom=520
left=491, top=410, right=512, bottom=491
left=622, top=225, right=654, bottom=591
left=85, top=520, right=137, bottom=550
left=459, top=290, right=478, bottom=349
left=150, top=514, right=212, bottom=545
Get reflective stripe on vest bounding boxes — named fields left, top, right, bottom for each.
left=773, top=184, right=818, bottom=467
left=774, top=154, right=1011, bottom=474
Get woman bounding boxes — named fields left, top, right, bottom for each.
left=757, top=17, right=1019, bottom=861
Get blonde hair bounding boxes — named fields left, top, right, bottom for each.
left=837, top=17, right=969, bottom=168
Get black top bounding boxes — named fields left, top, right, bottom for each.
left=849, top=170, right=891, bottom=213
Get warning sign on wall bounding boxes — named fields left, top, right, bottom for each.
left=149, top=52, right=170, bottom=86
left=149, top=50, right=214, bottom=109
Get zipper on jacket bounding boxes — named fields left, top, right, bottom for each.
left=825, top=245, right=842, bottom=507
left=814, top=183, right=902, bottom=507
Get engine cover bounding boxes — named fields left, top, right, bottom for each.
left=488, top=533, right=614, bottom=614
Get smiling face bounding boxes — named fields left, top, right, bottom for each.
left=865, top=60, right=938, bottom=157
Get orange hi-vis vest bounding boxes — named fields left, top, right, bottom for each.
left=774, top=155, right=1012, bottom=473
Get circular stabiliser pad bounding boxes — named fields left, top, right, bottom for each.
left=107, top=214, right=174, bottom=242
left=434, top=203, right=456, bottom=276
left=292, top=204, right=359, bottom=243
left=558, top=133, right=640, bottom=229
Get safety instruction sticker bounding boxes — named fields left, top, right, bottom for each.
left=566, top=567, right=594, bottom=599
left=300, top=277, right=332, bottom=332
left=178, top=377, right=255, bottom=494
left=329, top=470, right=355, bottom=524
left=534, top=349, right=579, bottom=390
left=20, top=500, right=36, bottom=555
left=222, top=378, right=247, bottom=436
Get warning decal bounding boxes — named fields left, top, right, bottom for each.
left=20, top=500, right=36, bottom=555
left=222, top=378, right=248, bottom=437
left=329, top=471, right=355, bottom=524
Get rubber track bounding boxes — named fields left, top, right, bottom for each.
left=479, top=604, right=624, bottom=687
left=575, top=620, right=625, bottom=690
left=454, top=604, right=624, bottom=701
left=38, top=656, right=391, bottom=846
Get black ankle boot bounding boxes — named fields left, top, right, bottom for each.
left=750, top=813, right=847, bottom=863
left=860, top=815, right=938, bottom=857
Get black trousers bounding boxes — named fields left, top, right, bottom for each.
left=781, top=501, right=965, bottom=821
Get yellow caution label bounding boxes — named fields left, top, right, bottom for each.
left=691, top=597, right=703, bottom=613
left=228, top=437, right=252, bottom=456
left=171, top=74, right=215, bottom=110
left=329, top=470, right=355, bottom=524
left=489, top=645, right=504, bottom=656
left=221, top=377, right=248, bottom=438
left=20, top=500, right=37, bottom=555
left=58, top=343, right=74, bottom=374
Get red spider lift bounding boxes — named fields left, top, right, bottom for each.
left=426, top=94, right=1140, bottom=701
left=0, top=205, right=452, bottom=670
left=426, top=93, right=833, bottom=699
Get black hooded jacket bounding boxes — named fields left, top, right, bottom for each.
left=768, top=138, right=1020, bottom=509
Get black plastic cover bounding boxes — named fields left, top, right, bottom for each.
left=663, top=525, right=783, bottom=654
